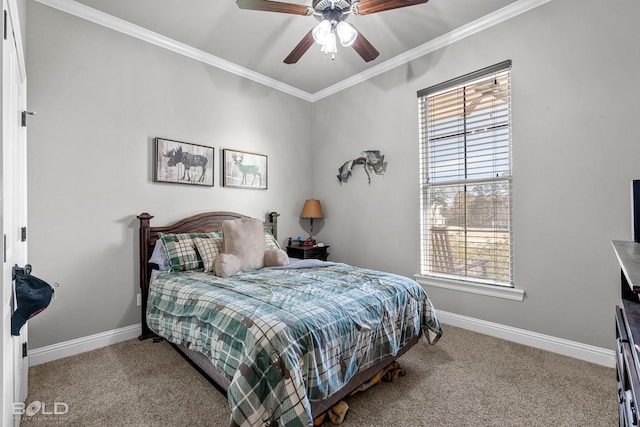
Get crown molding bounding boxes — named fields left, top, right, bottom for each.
left=34, top=0, right=551, bottom=103
left=32, top=0, right=315, bottom=102
left=310, top=0, right=552, bottom=101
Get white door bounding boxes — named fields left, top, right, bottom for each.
left=2, top=1, right=28, bottom=425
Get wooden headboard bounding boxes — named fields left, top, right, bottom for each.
left=136, top=211, right=280, bottom=339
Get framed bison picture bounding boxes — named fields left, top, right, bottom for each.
left=154, top=138, right=214, bottom=186
left=222, top=149, right=267, bottom=190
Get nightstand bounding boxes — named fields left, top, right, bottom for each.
left=286, top=245, right=330, bottom=261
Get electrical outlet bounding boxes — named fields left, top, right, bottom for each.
left=136, top=293, right=141, bottom=307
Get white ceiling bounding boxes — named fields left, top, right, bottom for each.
left=45, top=0, right=533, bottom=98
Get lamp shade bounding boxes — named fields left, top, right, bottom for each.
left=300, top=199, right=324, bottom=219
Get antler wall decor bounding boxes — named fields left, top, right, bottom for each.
left=337, top=150, right=387, bottom=185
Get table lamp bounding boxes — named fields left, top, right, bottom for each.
left=300, top=199, right=324, bottom=242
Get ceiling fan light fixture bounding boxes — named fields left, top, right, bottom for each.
left=312, top=19, right=332, bottom=45
left=237, top=0, right=429, bottom=64
left=336, top=21, right=357, bottom=47
left=320, top=32, right=337, bottom=59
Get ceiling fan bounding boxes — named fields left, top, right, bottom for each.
left=236, top=0, right=429, bottom=63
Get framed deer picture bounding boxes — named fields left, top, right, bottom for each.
left=222, top=149, right=268, bottom=190
left=154, top=138, right=214, bottom=186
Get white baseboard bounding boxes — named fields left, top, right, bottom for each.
left=27, top=314, right=616, bottom=369
left=437, top=310, right=615, bottom=368
left=29, top=323, right=141, bottom=366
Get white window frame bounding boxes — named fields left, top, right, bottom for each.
left=416, top=61, right=523, bottom=301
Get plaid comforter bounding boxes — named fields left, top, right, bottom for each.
left=147, top=263, right=442, bottom=427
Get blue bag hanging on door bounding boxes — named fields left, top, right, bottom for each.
left=11, top=267, right=54, bottom=336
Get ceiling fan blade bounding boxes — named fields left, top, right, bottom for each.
left=351, top=30, right=380, bottom=62
left=354, top=0, right=428, bottom=15
left=284, top=30, right=315, bottom=64
left=236, top=0, right=310, bottom=15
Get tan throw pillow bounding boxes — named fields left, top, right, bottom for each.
left=214, top=253, right=241, bottom=278
left=222, top=217, right=266, bottom=271
left=264, top=249, right=289, bottom=267
left=194, top=236, right=224, bottom=273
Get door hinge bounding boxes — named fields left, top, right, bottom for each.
left=21, top=111, right=36, bottom=127
left=3, top=10, right=7, bottom=41
left=20, top=227, right=26, bottom=242
left=22, top=342, right=27, bottom=358
left=3, top=234, right=5, bottom=263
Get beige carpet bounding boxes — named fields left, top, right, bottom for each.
left=22, top=325, right=617, bottom=426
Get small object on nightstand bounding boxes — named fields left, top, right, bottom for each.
left=317, top=242, right=325, bottom=247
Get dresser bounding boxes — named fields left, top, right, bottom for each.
left=613, top=240, right=640, bottom=427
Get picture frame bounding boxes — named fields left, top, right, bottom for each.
left=222, top=149, right=268, bottom=190
left=154, top=138, right=214, bottom=186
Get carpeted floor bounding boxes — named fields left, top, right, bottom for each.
left=21, top=325, right=617, bottom=426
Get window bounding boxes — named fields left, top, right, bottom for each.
left=418, top=61, right=512, bottom=287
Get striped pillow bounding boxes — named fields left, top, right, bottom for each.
left=194, top=235, right=224, bottom=273
left=159, top=232, right=208, bottom=272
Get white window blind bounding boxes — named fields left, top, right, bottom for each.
left=418, top=61, right=513, bottom=286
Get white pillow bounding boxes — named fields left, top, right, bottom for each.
left=149, top=240, right=169, bottom=271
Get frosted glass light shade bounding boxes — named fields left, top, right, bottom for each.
left=312, top=20, right=332, bottom=45
left=320, top=33, right=337, bottom=54
left=336, top=22, right=358, bottom=47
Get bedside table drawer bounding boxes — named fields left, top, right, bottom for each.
left=300, top=247, right=324, bottom=259
left=286, top=245, right=330, bottom=261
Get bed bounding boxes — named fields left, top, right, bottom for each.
left=137, top=211, right=442, bottom=427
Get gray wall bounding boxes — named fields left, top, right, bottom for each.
left=26, top=3, right=312, bottom=348
left=25, top=0, right=640, bottom=352
left=310, top=0, right=640, bottom=350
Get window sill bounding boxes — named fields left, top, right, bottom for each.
left=414, top=275, right=525, bottom=302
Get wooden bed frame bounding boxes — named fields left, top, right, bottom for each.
left=136, top=211, right=420, bottom=419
